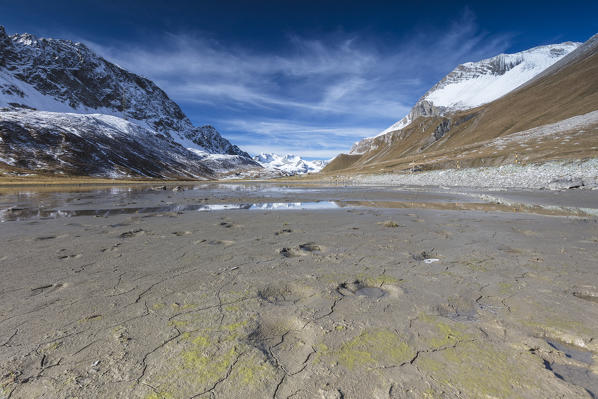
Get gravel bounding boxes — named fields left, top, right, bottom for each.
left=328, top=158, right=598, bottom=190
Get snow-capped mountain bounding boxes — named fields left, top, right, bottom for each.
left=0, top=109, right=214, bottom=178
left=323, top=33, right=598, bottom=176
left=253, top=153, right=328, bottom=175
left=0, top=26, right=258, bottom=178
left=350, top=42, right=580, bottom=154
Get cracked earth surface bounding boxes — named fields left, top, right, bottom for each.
left=1, top=185, right=598, bottom=398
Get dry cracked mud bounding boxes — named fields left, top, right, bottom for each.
left=1, top=184, right=597, bottom=398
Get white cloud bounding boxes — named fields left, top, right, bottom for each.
left=222, top=119, right=379, bottom=139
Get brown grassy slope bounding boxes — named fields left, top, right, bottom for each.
left=322, top=154, right=363, bottom=173
left=441, top=49, right=598, bottom=150
left=336, top=119, right=598, bottom=175
left=322, top=36, right=598, bottom=175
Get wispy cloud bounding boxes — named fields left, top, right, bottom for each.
left=85, top=10, right=511, bottom=158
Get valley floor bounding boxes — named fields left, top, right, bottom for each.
left=1, top=183, right=597, bottom=398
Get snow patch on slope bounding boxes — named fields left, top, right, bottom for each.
left=424, top=42, right=580, bottom=110
left=0, top=110, right=148, bottom=138
left=0, top=109, right=215, bottom=178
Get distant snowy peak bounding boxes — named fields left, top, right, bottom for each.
left=253, top=153, right=328, bottom=175
left=371, top=41, right=581, bottom=141
left=0, top=26, right=249, bottom=158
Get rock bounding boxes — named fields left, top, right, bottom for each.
left=548, top=178, right=585, bottom=190
left=299, top=242, right=321, bottom=252
left=319, top=387, right=344, bottom=399
left=279, top=248, right=296, bottom=258
left=413, top=250, right=436, bottom=261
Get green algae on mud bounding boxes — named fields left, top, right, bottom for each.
left=141, top=319, right=278, bottom=399
left=361, top=274, right=401, bottom=287
left=412, top=314, right=590, bottom=398
left=416, top=341, right=522, bottom=398
left=422, top=318, right=473, bottom=349
left=317, top=329, right=415, bottom=370
left=415, top=340, right=552, bottom=399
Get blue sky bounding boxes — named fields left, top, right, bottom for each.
left=2, top=1, right=597, bottom=159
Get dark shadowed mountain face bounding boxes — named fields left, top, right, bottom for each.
left=0, top=26, right=259, bottom=178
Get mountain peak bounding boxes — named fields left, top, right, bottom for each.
left=11, top=33, right=38, bottom=46
left=358, top=41, right=581, bottom=147
left=0, top=28, right=251, bottom=159
left=0, top=26, right=11, bottom=48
